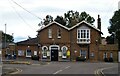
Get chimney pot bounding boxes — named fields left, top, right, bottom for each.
left=97, top=15, right=101, bottom=31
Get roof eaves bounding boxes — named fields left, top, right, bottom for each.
left=69, top=20, right=102, bottom=33
left=37, top=21, right=69, bottom=32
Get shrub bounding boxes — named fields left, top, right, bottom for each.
left=76, top=56, right=86, bottom=61
left=31, top=55, right=39, bottom=60
left=104, top=58, right=108, bottom=62
left=108, top=57, right=113, bottom=62
left=5, top=54, right=8, bottom=58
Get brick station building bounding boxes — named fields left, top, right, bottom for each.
left=2, top=15, right=118, bottom=62
left=37, top=15, right=113, bottom=62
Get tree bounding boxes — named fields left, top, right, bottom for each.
left=108, top=9, right=120, bottom=51
left=43, top=15, right=53, bottom=26
left=2, top=32, right=14, bottom=43
left=54, top=16, right=66, bottom=25
left=55, top=10, right=95, bottom=28
left=106, top=34, right=114, bottom=44
left=40, top=11, right=95, bottom=28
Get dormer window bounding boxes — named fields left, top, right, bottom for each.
left=48, top=29, right=52, bottom=38
left=77, top=29, right=90, bottom=44
left=57, top=28, right=61, bottom=38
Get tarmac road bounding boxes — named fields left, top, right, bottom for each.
left=2, top=62, right=118, bottom=76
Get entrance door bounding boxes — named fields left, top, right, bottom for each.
left=51, top=48, right=58, bottom=61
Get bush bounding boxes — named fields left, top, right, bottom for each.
left=5, top=54, right=8, bottom=58
left=104, top=58, right=113, bottom=62
left=76, top=56, right=86, bottom=61
left=108, top=57, right=113, bottom=62
left=104, top=58, right=108, bottom=62
left=31, top=55, right=39, bottom=60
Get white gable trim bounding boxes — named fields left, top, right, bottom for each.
left=37, top=21, right=69, bottom=32
left=37, top=21, right=102, bottom=33
left=69, top=21, right=101, bottom=32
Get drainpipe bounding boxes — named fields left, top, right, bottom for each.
left=69, top=31, right=72, bottom=61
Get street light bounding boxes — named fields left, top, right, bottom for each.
left=52, top=39, right=55, bottom=45
left=5, top=24, right=6, bottom=48
left=96, top=40, right=99, bottom=61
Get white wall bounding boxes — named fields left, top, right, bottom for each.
left=118, top=1, right=120, bottom=9
left=118, top=51, right=120, bottom=62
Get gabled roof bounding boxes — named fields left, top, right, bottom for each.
left=37, top=21, right=69, bottom=32
left=69, top=21, right=101, bottom=32
left=16, top=38, right=38, bottom=45
left=37, top=21, right=103, bottom=34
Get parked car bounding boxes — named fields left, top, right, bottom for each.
left=76, top=56, right=86, bottom=61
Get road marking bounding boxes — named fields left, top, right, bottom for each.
left=94, top=69, right=104, bottom=76
left=94, top=66, right=117, bottom=76
left=10, top=68, right=22, bottom=74
left=65, top=66, right=70, bottom=69
left=53, top=66, right=71, bottom=74
left=53, top=70, right=62, bottom=74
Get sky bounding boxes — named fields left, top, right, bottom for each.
left=0, top=0, right=119, bottom=42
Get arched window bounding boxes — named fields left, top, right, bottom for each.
left=48, top=29, right=52, bottom=38
left=57, top=28, right=61, bottom=38
left=61, top=46, right=68, bottom=58
left=103, top=52, right=107, bottom=59
left=110, top=52, right=113, bottom=58
left=42, top=46, right=48, bottom=58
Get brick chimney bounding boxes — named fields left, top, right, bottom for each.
left=97, top=15, right=101, bottom=31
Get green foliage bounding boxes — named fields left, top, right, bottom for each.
left=54, top=16, right=66, bottom=25
left=43, top=15, right=53, bottom=25
left=41, top=10, right=95, bottom=28
left=109, top=10, right=120, bottom=31
left=2, top=32, right=14, bottom=42
left=64, top=10, right=95, bottom=27
left=108, top=9, right=120, bottom=50
left=106, top=35, right=114, bottom=44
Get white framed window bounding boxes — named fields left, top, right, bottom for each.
left=61, top=46, right=68, bottom=59
left=34, top=51, right=37, bottom=55
left=90, top=52, right=94, bottom=57
left=103, top=52, right=107, bottom=59
left=42, top=46, right=48, bottom=58
left=80, top=50, right=87, bottom=58
left=77, top=29, right=90, bottom=43
left=0, top=50, right=1, bottom=54
left=110, top=52, right=113, bottom=58
left=57, top=28, right=61, bottom=38
left=26, top=50, right=31, bottom=57
left=48, top=29, right=52, bottom=38
left=18, top=50, right=24, bottom=56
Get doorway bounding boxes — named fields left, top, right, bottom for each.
left=51, top=48, right=58, bottom=61
left=50, top=45, right=59, bottom=61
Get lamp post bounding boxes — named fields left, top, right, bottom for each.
left=74, top=50, right=77, bottom=61
left=37, top=43, right=41, bottom=61
left=5, top=24, right=6, bottom=48
left=96, top=40, right=99, bottom=61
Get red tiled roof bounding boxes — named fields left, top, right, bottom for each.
left=16, top=38, right=38, bottom=45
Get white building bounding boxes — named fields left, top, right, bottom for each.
left=118, top=1, right=120, bottom=9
